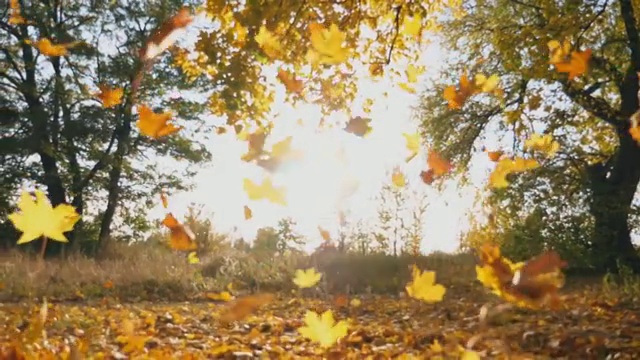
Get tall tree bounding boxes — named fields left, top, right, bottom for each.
left=416, top=0, right=640, bottom=272
left=1, top=0, right=210, bottom=254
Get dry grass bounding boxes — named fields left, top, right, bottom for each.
left=0, top=242, right=482, bottom=302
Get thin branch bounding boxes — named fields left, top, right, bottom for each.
left=618, top=0, right=640, bottom=71
left=385, top=5, right=402, bottom=65
left=561, top=81, right=622, bottom=126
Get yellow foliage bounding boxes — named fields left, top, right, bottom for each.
left=524, top=133, right=560, bottom=158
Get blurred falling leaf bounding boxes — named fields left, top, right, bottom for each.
left=219, top=293, right=275, bottom=323
left=293, top=268, right=322, bottom=289
left=243, top=205, right=253, bottom=220
left=344, top=116, right=372, bottom=137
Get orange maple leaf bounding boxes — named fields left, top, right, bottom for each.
left=96, top=85, right=123, bottom=108
left=486, top=150, right=503, bottom=162
left=443, top=72, right=475, bottom=109
left=553, top=49, right=591, bottom=80
left=318, top=226, right=332, bottom=242
left=219, top=293, right=275, bottom=324
left=136, top=104, right=181, bottom=139
left=35, top=38, right=79, bottom=57
left=161, top=213, right=197, bottom=251
left=277, top=69, right=304, bottom=94
left=140, top=7, right=193, bottom=60
left=427, top=150, right=453, bottom=176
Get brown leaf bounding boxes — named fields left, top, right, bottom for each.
left=219, top=293, right=275, bottom=324
left=344, top=116, right=372, bottom=137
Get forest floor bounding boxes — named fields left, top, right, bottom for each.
left=1, top=279, right=639, bottom=359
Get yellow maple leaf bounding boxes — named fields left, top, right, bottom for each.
left=405, top=264, right=446, bottom=303
left=187, top=251, right=199, bottom=264
left=391, top=169, right=406, bottom=188
left=524, top=133, right=560, bottom=158
left=136, top=104, right=181, bottom=139
left=206, top=291, right=234, bottom=302
left=548, top=39, right=571, bottom=64
left=243, top=178, right=287, bottom=205
left=293, top=267, right=323, bottom=288
left=307, top=23, right=349, bottom=65
left=402, top=14, right=422, bottom=37
left=349, top=298, right=361, bottom=307
left=96, top=85, right=123, bottom=108
left=8, top=189, right=80, bottom=244
left=298, top=310, right=348, bottom=348
left=403, top=132, right=421, bottom=162
left=461, top=350, right=481, bottom=360
left=35, top=38, right=78, bottom=57
left=475, top=74, right=500, bottom=93
left=489, top=157, right=540, bottom=188
left=255, top=25, right=282, bottom=59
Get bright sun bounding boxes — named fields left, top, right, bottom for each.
left=154, top=41, right=477, bottom=254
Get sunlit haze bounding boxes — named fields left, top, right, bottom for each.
left=150, top=17, right=491, bottom=254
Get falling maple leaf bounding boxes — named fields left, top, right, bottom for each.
left=475, top=244, right=567, bottom=309
left=486, top=150, right=504, bottom=162
left=391, top=169, right=406, bottom=188
left=243, top=178, right=287, bottom=205
left=35, top=38, right=78, bottom=57
left=403, top=132, right=421, bottom=162
left=243, top=205, right=253, bottom=220
left=419, top=169, right=435, bottom=185
left=427, top=150, right=452, bottom=176
left=402, top=14, right=422, bottom=37
left=255, top=26, right=283, bottom=59
left=318, top=226, right=332, bottom=242
left=219, top=293, right=275, bottom=323
left=524, top=133, right=560, bottom=158
left=161, top=213, right=197, bottom=251
left=307, top=23, right=349, bottom=65
left=344, top=116, right=372, bottom=137
left=96, top=85, right=123, bottom=108
left=548, top=39, right=571, bottom=64
left=334, top=294, right=349, bottom=308
left=405, top=264, right=446, bottom=303
left=443, top=72, right=475, bottom=109
left=140, top=7, right=193, bottom=60
left=553, top=49, right=591, bottom=80
left=240, top=130, right=267, bottom=162
left=293, top=268, right=323, bottom=289
left=349, top=298, right=362, bottom=307
left=136, top=104, right=181, bottom=139
left=8, top=0, right=26, bottom=25
left=298, top=310, right=349, bottom=348
left=8, top=189, right=80, bottom=244
left=277, top=69, right=304, bottom=94
left=187, top=251, right=200, bottom=264
left=489, top=157, right=539, bottom=188
left=103, top=280, right=114, bottom=289
left=206, top=291, right=234, bottom=302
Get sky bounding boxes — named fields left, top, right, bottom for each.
left=148, top=18, right=495, bottom=254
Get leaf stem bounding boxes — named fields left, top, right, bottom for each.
left=39, top=236, right=48, bottom=260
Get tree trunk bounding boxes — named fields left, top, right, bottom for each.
left=97, top=106, right=134, bottom=254
left=587, top=70, right=640, bottom=273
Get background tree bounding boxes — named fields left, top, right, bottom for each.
left=0, top=0, right=210, bottom=255
left=275, top=217, right=304, bottom=255
left=251, top=226, right=279, bottom=257
left=416, top=0, right=640, bottom=272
